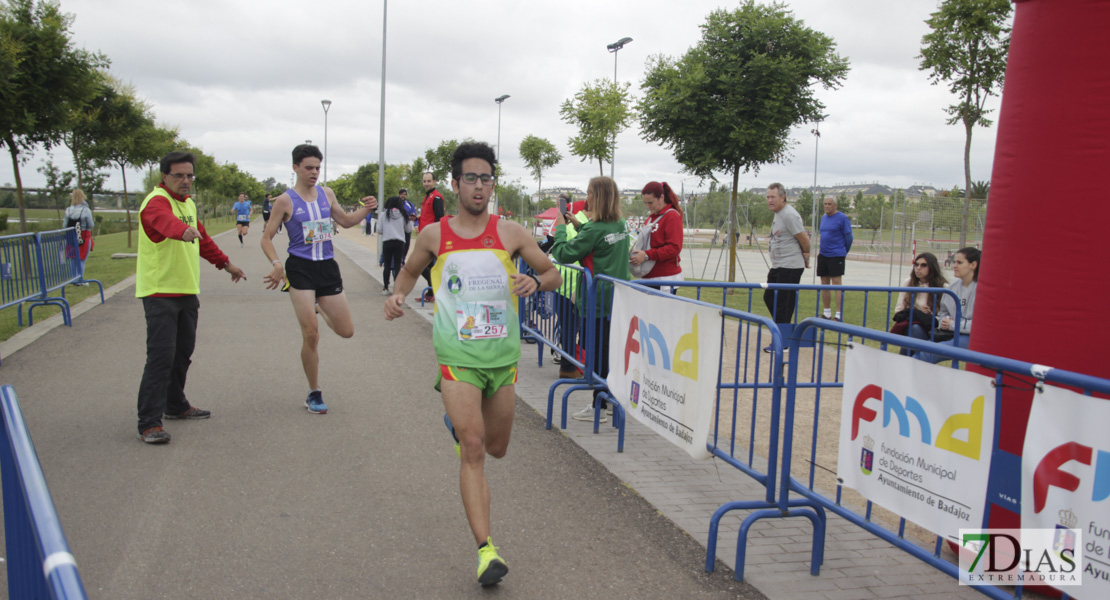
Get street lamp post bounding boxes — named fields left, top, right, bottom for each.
left=810, top=119, right=821, bottom=283
left=494, top=94, right=510, bottom=217
left=321, top=99, right=332, bottom=185
left=606, top=36, right=632, bottom=181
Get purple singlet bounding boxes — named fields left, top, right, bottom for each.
left=285, top=187, right=334, bottom=261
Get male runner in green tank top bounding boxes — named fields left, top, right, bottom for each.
left=384, top=141, right=560, bottom=587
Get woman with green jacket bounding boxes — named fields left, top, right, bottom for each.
left=550, top=176, right=630, bottom=423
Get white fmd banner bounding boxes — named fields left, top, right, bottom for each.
left=606, top=285, right=722, bottom=459
left=837, top=344, right=996, bottom=540
left=1022, top=385, right=1110, bottom=595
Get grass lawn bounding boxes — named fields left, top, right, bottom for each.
left=0, top=220, right=238, bottom=343
left=674, top=281, right=902, bottom=331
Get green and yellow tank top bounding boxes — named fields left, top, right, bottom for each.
left=431, top=215, right=521, bottom=368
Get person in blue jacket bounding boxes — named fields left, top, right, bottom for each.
left=817, top=195, right=853, bottom=321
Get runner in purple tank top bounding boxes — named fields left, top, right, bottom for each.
left=261, top=144, right=378, bottom=414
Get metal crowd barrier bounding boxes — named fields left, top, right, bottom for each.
left=34, top=228, right=105, bottom=315
left=0, top=231, right=45, bottom=327
left=777, top=318, right=1107, bottom=599
left=0, top=385, right=87, bottom=599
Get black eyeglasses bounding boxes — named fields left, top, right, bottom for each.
left=460, top=173, right=495, bottom=185
left=167, top=173, right=196, bottom=181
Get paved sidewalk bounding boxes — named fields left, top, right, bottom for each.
left=0, top=223, right=756, bottom=599
left=0, top=222, right=988, bottom=599
left=339, top=230, right=985, bottom=600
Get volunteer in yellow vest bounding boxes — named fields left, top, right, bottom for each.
left=554, top=194, right=589, bottom=379
left=384, top=142, right=560, bottom=587
left=135, top=151, right=246, bottom=444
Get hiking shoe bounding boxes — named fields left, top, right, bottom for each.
left=422, top=291, right=435, bottom=303
left=572, top=405, right=608, bottom=424
left=305, top=390, right=328, bottom=414
left=550, top=348, right=562, bottom=365
left=164, top=406, right=210, bottom=420
left=443, top=413, right=461, bottom=458
left=477, top=538, right=508, bottom=587
left=139, top=427, right=170, bottom=444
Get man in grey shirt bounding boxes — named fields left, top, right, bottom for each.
left=764, top=183, right=811, bottom=326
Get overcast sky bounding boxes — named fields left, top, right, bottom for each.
left=3, top=0, right=1006, bottom=197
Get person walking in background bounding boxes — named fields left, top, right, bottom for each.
left=64, top=188, right=95, bottom=284
left=630, top=181, right=684, bottom=293
left=378, top=195, right=412, bottom=295
left=817, top=195, right=853, bottom=321
left=384, top=142, right=560, bottom=587
left=260, top=144, right=378, bottom=415
left=763, top=183, right=810, bottom=337
left=551, top=176, right=630, bottom=424
left=135, top=151, right=247, bottom=444
left=232, top=192, right=253, bottom=247
left=364, top=207, right=374, bottom=236
left=400, top=188, right=416, bottom=264
left=418, top=172, right=446, bottom=302
left=262, top=193, right=273, bottom=229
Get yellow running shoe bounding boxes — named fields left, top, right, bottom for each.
left=476, top=537, right=508, bottom=587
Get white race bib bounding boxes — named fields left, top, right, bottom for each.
left=301, top=218, right=334, bottom=244
left=456, top=301, right=508, bottom=341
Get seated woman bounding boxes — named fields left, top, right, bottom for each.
left=630, top=181, right=683, bottom=292
left=892, top=252, right=947, bottom=350
left=910, top=247, right=980, bottom=363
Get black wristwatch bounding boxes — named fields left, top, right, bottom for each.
left=529, top=273, right=541, bottom=289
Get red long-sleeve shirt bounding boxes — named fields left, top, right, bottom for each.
left=643, top=207, right=683, bottom=278
left=140, top=184, right=230, bottom=297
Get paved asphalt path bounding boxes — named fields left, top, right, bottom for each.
left=0, top=226, right=764, bottom=599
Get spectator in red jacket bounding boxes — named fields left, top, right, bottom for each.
left=630, top=181, right=684, bottom=292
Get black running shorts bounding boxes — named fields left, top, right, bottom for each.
left=285, top=255, right=344, bottom=297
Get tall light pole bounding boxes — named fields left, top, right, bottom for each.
left=810, top=119, right=821, bottom=283
left=606, top=36, right=632, bottom=181
left=494, top=94, right=510, bottom=217
left=376, top=0, right=389, bottom=256
left=321, top=99, right=332, bottom=185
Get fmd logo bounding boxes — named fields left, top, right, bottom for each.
left=850, top=383, right=986, bottom=460
left=621, top=313, right=700, bottom=381
left=1032, top=442, right=1110, bottom=514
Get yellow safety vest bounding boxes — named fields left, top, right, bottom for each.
left=135, top=189, right=201, bottom=297
left=555, top=210, right=589, bottom=299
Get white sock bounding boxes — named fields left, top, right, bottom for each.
left=823, top=308, right=832, bottom=317
left=835, top=312, right=842, bottom=319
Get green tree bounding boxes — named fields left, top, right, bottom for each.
left=559, top=79, right=632, bottom=175
left=969, top=179, right=990, bottom=200
left=518, top=135, right=561, bottom=201
left=84, top=84, right=175, bottom=246
left=0, top=0, right=106, bottom=232
left=918, top=0, right=1011, bottom=247
left=637, top=1, right=849, bottom=281
left=37, top=157, right=72, bottom=222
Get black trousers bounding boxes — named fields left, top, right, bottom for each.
left=763, top=267, right=805, bottom=324
left=381, top=239, right=404, bottom=287
left=136, top=295, right=199, bottom=432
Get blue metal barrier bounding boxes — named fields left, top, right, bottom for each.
left=35, top=227, right=104, bottom=311
left=0, top=232, right=44, bottom=327
left=776, top=318, right=1107, bottom=599
left=1, top=385, right=87, bottom=599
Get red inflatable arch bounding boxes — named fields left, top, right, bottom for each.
left=967, top=0, right=1110, bottom=594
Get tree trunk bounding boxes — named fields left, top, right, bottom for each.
left=6, top=137, right=28, bottom=233
left=121, top=163, right=132, bottom=248
left=961, top=119, right=973, bottom=248
left=728, top=167, right=739, bottom=284
left=70, top=139, right=83, bottom=191
left=598, top=158, right=604, bottom=177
